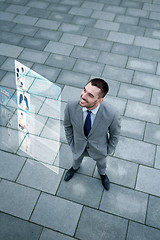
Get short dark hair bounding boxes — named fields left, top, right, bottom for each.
left=89, top=78, right=109, bottom=98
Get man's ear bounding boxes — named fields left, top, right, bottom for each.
left=99, top=98, right=103, bottom=104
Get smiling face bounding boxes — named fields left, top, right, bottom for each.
left=80, top=82, right=103, bottom=110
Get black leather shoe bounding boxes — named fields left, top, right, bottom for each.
left=100, top=174, right=110, bottom=190
left=64, top=167, right=76, bottom=181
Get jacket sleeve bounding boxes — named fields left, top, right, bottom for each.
left=107, top=111, right=121, bottom=155
left=63, top=103, right=73, bottom=145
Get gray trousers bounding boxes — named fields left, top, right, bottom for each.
left=72, top=149, right=107, bottom=175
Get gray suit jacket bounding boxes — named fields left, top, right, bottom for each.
left=63, top=100, right=121, bottom=160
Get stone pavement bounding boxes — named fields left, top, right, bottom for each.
left=0, top=0, right=160, bottom=239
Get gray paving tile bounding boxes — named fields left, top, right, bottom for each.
left=0, top=72, right=16, bottom=89
left=47, top=3, right=71, bottom=12
left=140, top=47, right=160, bottom=62
left=0, top=69, right=6, bottom=80
left=41, top=118, right=65, bottom=142
left=102, top=65, right=134, bottom=83
left=35, top=29, right=62, bottom=41
left=49, top=11, right=73, bottom=23
left=127, top=221, right=160, bottom=240
left=114, top=136, right=156, bottom=166
left=146, top=195, right=160, bottom=229
left=0, top=56, right=6, bottom=66
left=157, top=62, right=160, bottom=75
left=108, top=31, right=134, bottom=44
left=144, top=123, right=160, bottom=145
left=104, top=78, right=120, bottom=96
left=32, top=63, right=61, bottom=82
left=11, top=23, right=38, bottom=37
left=100, top=184, right=148, bottom=223
left=40, top=228, right=75, bottom=240
left=46, top=53, right=76, bottom=70
left=19, top=48, right=49, bottom=64
left=31, top=192, right=82, bottom=236
left=133, top=71, right=160, bottom=90
left=0, top=20, right=15, bottom=31
left=73, top=59, right=104, bottom=76
left=0, top=31, right=23, bottom=45
left=126, top=7, right=149, bottom=18
left=127, top=57, right=157, bottom=74
left=17, top=135, right=60, bottom=164
left=81, top=1, right=104, bottom=10
left=76, top=206, right=128, bottom=240
left=57, top=173, right=103, bottom=208
left=44, top=41, right=73, bottom=56
left=98, top=52, right=128, bottom=68
left=82, top=26, right=109, bottom=40
left=57, top=70, right=89, bottom=88
left=104, top=95, right=127, bottom=115
left=35, top=19, right=60, bottom=30
left=0, top=180, right=40, bottom=220
left=125, top=100, right=160, bottom=124
left=115, top=14, right=139, bottom=25
left=61, top=0, right=82, bottom=6
left=60, top=33, right=87, bottom=46
left=136, top=165, right=160, bottom=196
left=0, top=150, right=25, bottom=181
left=118, top=83, right=152, bottom=103
left=59, top=23, right=84, bottom=34
left=0, top=126, right=24, bottom=153
left=59, top=85, right=83, bottom=102
left=6, top=4, right=29, bottom=14
left=27, top=0, right=50, bottom=9
left=134, top=36, right=160, bottom=49
left=143, top=2, right=160, bottom=12
left=91, top=10, right=115, bottom=21
left=100, top=0, right=121, bottom=4
left=39, top=99, right=66, bottom=121
left=0, top=43, right=23, bottom=58
left=0, top=213, right=42, bottom=240
left=13, top=14, right=38, bottom=26
left=0, top=10, right=16, bottom=21
left=121, top=117, right=145, bottom=140
left=155, top=146, right=160, bottom=169
left=69, top=6, right=92, bottom=17
left=119, top=23, right=145, bottom=36
left=106, top=156, right=138, bottom=188
left=120, top=1, right=143, bottom=8
left=72, top=15, right=96, bottom=26
left=0, top=2, right=10, bottom=11
left=86, top=38, right=113, bottom=51
left=104, top=5, right=126, bottom=14
left=139, top=18, right=160, bottom=30
left=6, top=0, right=29, bottom=4
left=150, top=12, right=160, bottom=21
left=95, top=20, right=120, bottom=31
left=145, top=28, right=160, bottom=39
left=54, top=143, right=74, bottom=169
left=17, top=159, right=64, bottom=194
left=26, top=7, right=51, bottom=18
left=19, top=36, right=48, bottom=51
left=71, top=46, right=100, bottom=61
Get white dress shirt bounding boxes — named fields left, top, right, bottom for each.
left=82, top=104, right=100, bottom=127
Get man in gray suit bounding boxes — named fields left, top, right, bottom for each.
left=63, top=78, right=121, bottom=190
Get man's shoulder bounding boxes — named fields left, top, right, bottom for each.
left=67, top=99, right=80, bottom=111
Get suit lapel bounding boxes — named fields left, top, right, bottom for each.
left=75, top=103, right=84, bottom=133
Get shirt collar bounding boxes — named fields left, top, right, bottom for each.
left=82, top=104, right=100, bottom=115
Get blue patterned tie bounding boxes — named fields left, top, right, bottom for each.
left=84, top=110, right=92, bottom=137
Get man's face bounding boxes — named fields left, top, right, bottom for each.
left=80, top=82, right=103, bottom=110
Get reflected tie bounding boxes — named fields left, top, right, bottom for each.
left=84, top=110, right=92, bottom=137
